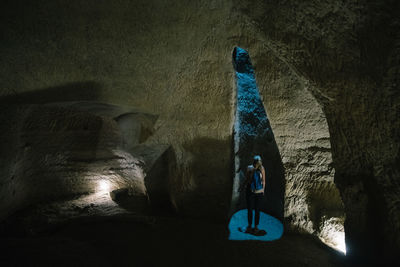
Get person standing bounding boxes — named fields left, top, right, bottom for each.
left=239, top=155, right=266, bottom=234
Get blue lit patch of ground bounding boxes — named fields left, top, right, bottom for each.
left=228, top=209, right=284, bottom=241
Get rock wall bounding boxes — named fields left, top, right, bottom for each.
left=0, top=0, right=342, bottom=230
left=0, top=0, right=236, bottom=223
left=252, top=48, right=344, bottom=247
left=0, top=0, right=399, bottom=263
left=236, top=0, right=400, bottom=262
left=0, top=102, right=173, bottom=222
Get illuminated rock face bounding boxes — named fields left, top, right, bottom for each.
left=251, top=50, right=345, bottom=246
left=0, top=102, right=175, bottom=223
left=0, top=0, right=399, bottom=263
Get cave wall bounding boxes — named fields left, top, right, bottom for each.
left=236, top=0, right=400, bottom=262
left=0, top=0, right=338, bottom=230
left=0, top=0, right=236, bottom=223
left=0, top=0, right=399, bottom=262
left=0, top=103, right=158, bottom=221
left=253, top=48, right=344, bottom=241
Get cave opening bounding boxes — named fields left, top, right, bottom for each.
left=228, top=47, right=285, bottom=241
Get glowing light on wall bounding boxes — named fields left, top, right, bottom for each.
left=332, top=231, right=346, bottom=254
left=318, top=217, right=346, bottom=254
left=98, top=180, right=110, bottom=193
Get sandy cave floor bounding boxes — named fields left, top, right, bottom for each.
left=0, top=212, right=347, bottom=267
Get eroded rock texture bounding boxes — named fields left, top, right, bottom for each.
left=235, top=0, right=400, bottom=262
left=0, top=0, right=399, bottom=264
left=252, top=49, right=344, bottom=247
left=0, top=102, right=175, bottom=228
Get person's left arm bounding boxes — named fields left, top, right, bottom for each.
left=261, top=166, right=266, bottom=194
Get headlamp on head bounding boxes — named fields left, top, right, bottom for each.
left=253, top=155, right=262, bottom=162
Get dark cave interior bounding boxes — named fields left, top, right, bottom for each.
left=0, top=0, right=399, bottom=266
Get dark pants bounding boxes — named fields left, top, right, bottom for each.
left=246, top=187, right=263, bottom=227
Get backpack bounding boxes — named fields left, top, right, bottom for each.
left=250, top=167, right=263, bottom=192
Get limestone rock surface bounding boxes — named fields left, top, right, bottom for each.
left=0, top=0, right=399, bottom=263
left=0, top=102, right=172, bottom=225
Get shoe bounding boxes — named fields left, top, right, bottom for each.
left=245, top=226, right=253, bottom=233
left=253, top=227, right=261, bottom=234
left=252, top=227, right=267, bottom=236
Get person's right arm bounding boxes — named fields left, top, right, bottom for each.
left=239, top=167, right=251, bottom=192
